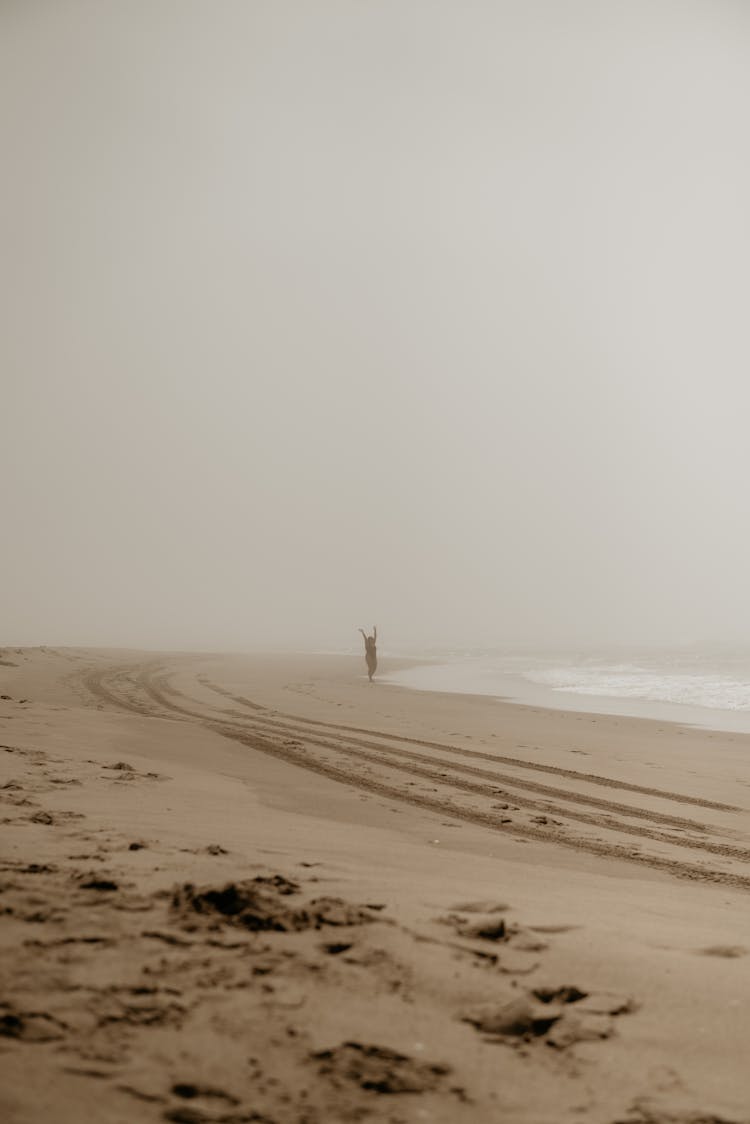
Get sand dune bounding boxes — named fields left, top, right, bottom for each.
left=2, top=648, right=750, bottom=1122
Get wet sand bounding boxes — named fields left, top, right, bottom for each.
left=2, top=647, right=750, bottom=1123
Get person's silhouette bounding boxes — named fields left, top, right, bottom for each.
left=358, top=626, right=377, bottom=681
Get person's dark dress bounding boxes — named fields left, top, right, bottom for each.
left=359, top=628, right=377, bottom=681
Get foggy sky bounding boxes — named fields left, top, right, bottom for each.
left=3, top=1, right=750, bottom=652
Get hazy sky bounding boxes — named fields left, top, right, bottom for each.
left=3, top=1, right=750, bottom=651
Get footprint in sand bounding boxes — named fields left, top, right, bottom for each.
left=101, top=761, right=166, bottom=782
left=124, top=1080, right=254, bottom=1121
left=77, top=877, right=120, bottom=892
left=321, top=940, right=354, bottom=955
left=440, top=910, right=549, bottom=952
left=169, top=875, right=383, bottom=934
left=163, top=1079, right=240, bottom=1115
left=463, top=985, right=636, bottom=1049
left=0, top=1004, right=68, bottom=1042
left=29, top=810, right=56, bottom=825
left=29, top=809, right=84, bottom=825
left=449, top=900, right=510, bottom=913
left=311, top=1041, right=453, bottom=1095
left=697, top=945, right=747, bottom=958
left=178, top=844, right=228, bottom=856
left=613, top=1103, right=743, bottom=1123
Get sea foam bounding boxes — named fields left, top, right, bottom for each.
left=382, top=649, right=750, bottom=725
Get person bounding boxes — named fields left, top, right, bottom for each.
left=358, top=626, right=377, bottom=681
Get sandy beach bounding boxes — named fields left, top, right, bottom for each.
left=6, top=1, right=750, bottom=1119
left=2, top=646, right=750, bottom=1124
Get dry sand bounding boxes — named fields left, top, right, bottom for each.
left=2, top=647, right=750, bottom=1123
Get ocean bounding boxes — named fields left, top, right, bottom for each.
left=380, top=647, right=750, bottom=734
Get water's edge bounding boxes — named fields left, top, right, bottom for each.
left=380, top=656, right=750, bottom=737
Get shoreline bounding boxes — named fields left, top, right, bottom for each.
left=16, top=642, right=750, bottom=739
left=381, top=656, right=750, bottom=738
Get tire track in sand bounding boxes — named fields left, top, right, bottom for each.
left=198, top=675, right=738, bottom=813
left=77, top=661, right=750, bottom=891
left=143, top=672, right=750, bottom=866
